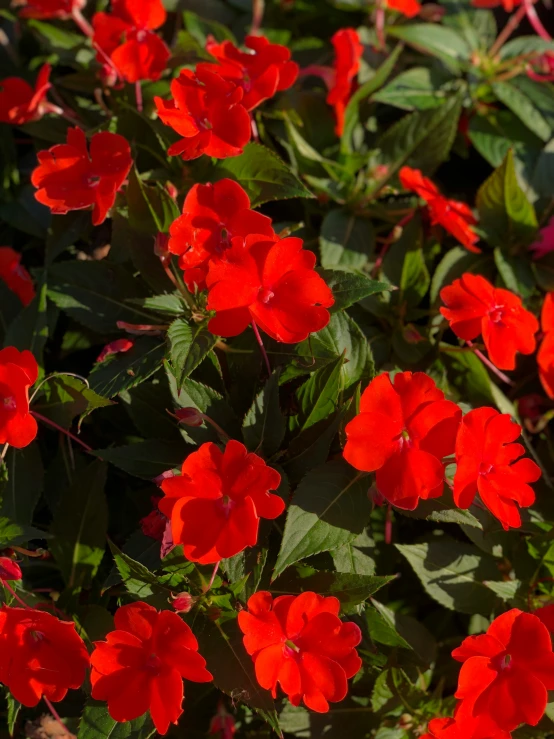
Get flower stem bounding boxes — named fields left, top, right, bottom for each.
left=30, top=372, right=90, bottom=404
left=488, top=3, right=527, bottom=58
left=3, top=580, right=32, bottom=609
left=251, top=0, right=264, bottom=34
left=0, top=443, right=8, bottom=462
left=205, top=561, right=220, bottom=592
left=465, top=341, right=514, bottom=386
left=43, top=696, right=73, bottom=738
left=375, top=1, right=386, bottom=52
left=251, top=320, right=271, bottom=376
left=523, top=0, right=552, bottom=42
left=71, top=7, right=93, bottom=37
left=372, top=212, right=414, bottom=277
left=31, top=411, right=93, bottom=453
left=135, top=81, right=143, bottom=113
left=201, top=414, right=231, bottom=443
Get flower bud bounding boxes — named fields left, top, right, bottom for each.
left=154, top=233, right=170, bottom=259
left=0, top=556, right=22, bottom=581
left=174, top=407, right=204, bottom=427
left=171, top=592, right=196, bottom=613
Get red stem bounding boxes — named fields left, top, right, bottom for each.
left=488, top=3, right=527, bottom=57
left=385, top=504, right=393, bottom=545
left=375, top=2, right=386, bottom=52
left=372, top=212, right=414, bottom=277
left=205, top=561, right=220, bottom=592
left=71, top=8, right=93, bottom=38
left=465, top=341, right=514, bottom=386
left=135, top=81, right=143, bottom=113
left=251, top=320, right=271, bottom=376
left=31, top=411, right=93, bottom=452
left=523, top=0, right=552, bottom=42
left=43, top=696, right=73, bottom=737
left=251, top=0, right=264, bottom=34
left=3, top=580, right=32, bottom=609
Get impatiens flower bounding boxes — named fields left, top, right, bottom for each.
left=400, top=167, right=480, bottom=253
left=0, top=557, right=22, bottom=581
left=534, top=604, right=554, bottom=633
left=343, top=371, right=461, bottom=510
left=326, top=29, right=363, bottom=137
left=0, top=347, right=39, bottom=449
left=168, top=179, right=275, bottom=291
left=159, top=440, right=284, bottom=564
left=471, top=0, right=521, bottom=9
left=91, top=601, right=213, bottom=735
left=92, top=0, right=170, bottom=84
left=206, top=234, right=334, bottom=342
left=538, top=292, right=554, bottom=398
left=96, top=338, right=134, bottom=363
left=0, top=65, right=60, bottom=126
left=154, top=67, right=251, bottom=161
left=529, top=217, right=554, bottom=260
left=200, top=35, right=299, bottom=111
left=453, top=407, right=541, bottom=530
left=238, top=591, right=362, bottom=712
left=422, top=714, right=511, bottom=739
left=0, top=606, right=89, bottom=706
left=452, top=609, right=554, bottom=732
left=209, top=701, right=236, bottom=739
left=0, top=247, right=35, bottom=306
left=440, top=274, right=539, bottom=370
left=31, top=127, right=132, bottom=226
left=18, top=0, right=85, bottom=19
left=386, top=0, right=421, bottom=16
left=140, top=495, right=168, bottom=542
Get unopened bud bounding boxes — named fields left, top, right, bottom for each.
left=154, top=233, right=170, bottom=259
left=206, top=606, right=222, bottom=621
left=0, top=556, right=22, bottom=582
left=175, top=407, right=204, bottom=427
left=171, top=592, right=196, bottom=613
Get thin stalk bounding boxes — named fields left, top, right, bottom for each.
left=375, top=0, right=386, bottom=52
left=372, top=212, right=414, bottom=277
left=71, top=7, right=94, bottom=37
left=523, top=0, right=552, bottom=41
left=135, top=81, right=143, bottom=113
left=3, top=580, right=32, bottom=609
left=465, top=340, right=514, bottom=386
left=0, top=443, right=8, bottom=462
left=251, top=320, right=271, bottom=376
left=488, top=3, right=527, bottom=57
left=43, top=696, right=73, bottom=738
left=30, top=372, right=89, bottom=404
left=201, top=415, right=231, bottom=443
left=205, top=561, right=220, bottom=592
left=251, top=0, right=265, bottom=34
left=31, top=411, right=93, bottom=453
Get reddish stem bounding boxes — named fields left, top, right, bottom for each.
left=523, top=0, right=552, bottom=42
left=385, top=504, right=393, bottom=545
left=205, top=561, right=220, bottom=592
left=488, top=3, right=527, bottom=57
left=465, top=341, right=514, bottom=386
left=31, top=411, right=93, bottom=452
left=43, top=696, right=73, bottom=738
left=135, top=81, right=143, bottom=113
left=3, top=580, right=32, bottom=609
left=71, top=7, right=93, bottom=38
left=372, top=212, right=414, bottom=277
left=251, top=0, right=264, bottom=34
left=375, top=2, right=386, bottom=52
left=251, top=320, right=271, bottom=376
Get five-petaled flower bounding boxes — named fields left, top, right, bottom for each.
left=200, top=35, right=298, bottom=111
left=159, top=440, right=284, bottom=564
left=92, top=0, right=170, bottom=84
left=0, top=65, right=60, bottom=126
left=385, top=0, right=421, bottom=16
left=0, top=606, right=89, bottom=706
left=453, top=407, right=541, bottom=530
left=206, top=234, right=334, bottom=342
left=343, top=371, right=461, bottom=510
left=17, top=0, right=85, bottom=19
left=327, top=29, right=363, bottom=137
left=169, top=179, right=275, bottom=291
left=538, top=292, right=554, bottom=399
left=400, top=167, right=480, bottom=253
left=0, top=347, right=38, bottom=449
left=440, top=273, right=539, bottom=370
left=91, top=601, right=213, bottom=735
left=155, top=67, right=251, bottom=161
left=452, top=609, right=554, bottom=732
left=0, top=247, right=35, bottom=306
left=422, top=714, right=512, bottom=739
left=238, top=591, right=362, bottom=712
left=31, top=127, right=132, bottom=226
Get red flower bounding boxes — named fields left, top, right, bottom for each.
left=343, top=371, right=461, bottom=510
left=168, top=179, right=275, bottom=291
left=0, top=557, right=22, bottom=581
left=155, top=67, right=251, bottom=161
left=200, top=34, right=298, bottom=111
left=535, top=605, right=554, bottom=634
left=471, top=0, right=521, bottom=9
left=399, top=167, right=480, bottom=253
left=159, top=440, right=283, bottom=564
left=140, top=496, right=168, bottom=542
left=386, top=0, right=421, bottom=16
left=0, top=247, right=35, bottom=306
left=96, top=338, right=134, bottom=363
left=31, top=127, right=132, bottom=226
left=538, top=292, right=554, bottom=399
left=326, top=29, right=363, bottom=137
left=209, top=701, right=236, bottom=739
left=422, top=714, right=511, bottom=739
left=0, top=64, right=60, bottom=126
left=0, top=606, right=89, bottom=706
left=0, top=347, right=38, bottom=449
left=18, top=0, right=85, bottom=19
left=206, top=234, right=334, bottom=343
left=452, top=609, right=554, bottom=732
left=453, top=407, right=540, bottom=530
left=91, top=601, right=213, bottom=735
left=238, top=591, right=362, bottom=712
left=92, top=0, right=170, bottom=83
left=440, top=274, right=538, bottom=370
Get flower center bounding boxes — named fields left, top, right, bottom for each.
left=2, top=396, right=16, bottom=411
left=492, top=651, right=512, bottom=671
left=478, top=462, right=494, bottom=476
left=86, top=174, right=101, bottom=188
left=219, top=495, right=235, bottom=518
left=283, top=639, right=300, bottom=658
left=258, top=287, right=275, bottom=305
left=26, top=629, right=45, bottom=648
left=144, top=653, right=162, bottom=673
left=488, top=305, right=505, bottom=324
left=135, top=29, right=148, bottom=43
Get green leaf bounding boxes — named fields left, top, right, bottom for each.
left=183, top=9, right=236, bottom=45
left=242, top=371, right=285, bottom=457
left=119, top=380, right=181, bottom=440
left=126, top=167, right=180, bottom=234
left=283, top=413, right=342, bottom=484
left=4, top=279, right=49, bottom=365
left=79, top=700, right=155, bottom=739
left=47, top=261, right=153, bottom=334
left=213, top=142, right=314, bottom=207
left=500, top=37, right=554, bottom=59
left=28, top=18, right=85, bottom=49
left=273, top=460, right=372, bottom=578
left=105, top=540, right=164, bottom=599
left=492, top=81, right=551, bottom=143
left=167, top=319, right=217, bottom=389
left=319, top=269, right=389, bottom=312
left=196, top=618, right=279, bottom=731
left=272, top=565, right=392, bottom=612
left=32, top=375, right=113, bottom=430
left=430, top=247, right=493, bottom=304
left=369, top=600, right=437, bottom=664
left=0, top=518, right=50, bottom=548
left=93, top=439, right=188, bottom=479
left=88, top=337, right=166, bottom=398
left=294, top=355, right=343, bottom=432
left=319, top=209, right=375, bottom=271
left=387, top=24, right=471, bottom=73
left=395, top=539, right=503, bottom=615
left=476, top=149, right=538, bottom=248
left=0, top=444, right=44, bottom=526
left=494, top=248, right=536, bottom=299
left=0, top=280, right=23, bottom=344
left=50, top=460, right=108, bottom=592
left=399, top=229, right=430, bottom=307
left=373, top=67, right=453, bottom=111
left=6, top=693, right=21, bottom=736
left=102, top=531, right=162, bottom=593
left=332, top=530, right=376, bottom=575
